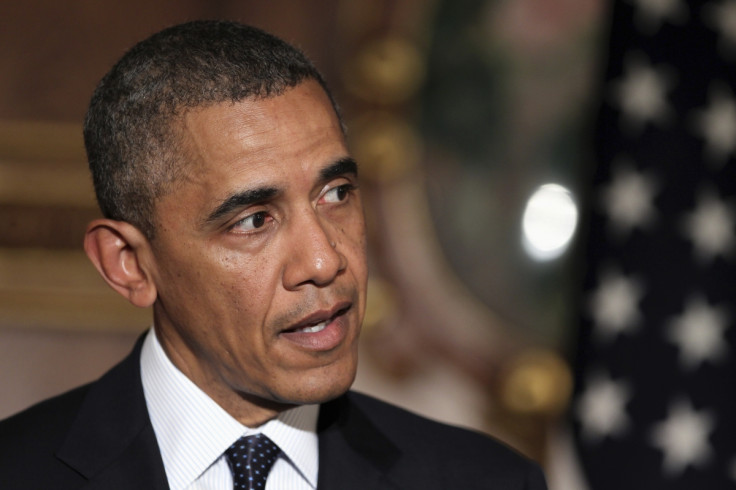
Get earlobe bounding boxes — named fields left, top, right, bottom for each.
left=84, top=219, right=158, bottom=308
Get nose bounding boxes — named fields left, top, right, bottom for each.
left=282, top=210, right=346, bottom=289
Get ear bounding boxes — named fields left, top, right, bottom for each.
left=84, top=219, right=158, bottom=308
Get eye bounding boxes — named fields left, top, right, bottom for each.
left=322, top=184, right=355, bottom=204
left=232, top=211, right=272, bottom=232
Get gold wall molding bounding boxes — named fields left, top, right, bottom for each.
left=0, top=120, right=94, bottom=208
left=0, top=248, right=151, bottom=332
left=0, top=120, right=147, bottom=332
left=0, top=120, right=85, bottom=162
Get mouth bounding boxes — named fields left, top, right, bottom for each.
left=295, top=321, right=330, bottom=334
left=284, top=302, right=351, bottom=334
left=278, top=302, right=353, bottom=351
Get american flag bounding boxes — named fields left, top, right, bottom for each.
left=571, top=0, right=736, bottom=488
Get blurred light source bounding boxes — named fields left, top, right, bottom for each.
left=522, top=183, right=579, bottom=261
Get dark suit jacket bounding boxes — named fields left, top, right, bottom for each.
left=0, top=336, right=547, bottom=489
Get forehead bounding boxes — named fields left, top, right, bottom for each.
left=182, top=81, right=344, bottom=174
left=158, top=81, right=349, bottom=221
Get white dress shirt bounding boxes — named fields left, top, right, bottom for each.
left=140, top=328, right=319, bottom=490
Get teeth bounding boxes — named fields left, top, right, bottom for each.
left=299, top=321, right=327, bottom=333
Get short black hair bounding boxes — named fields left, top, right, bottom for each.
left=83, top=20, right=340, bottom=238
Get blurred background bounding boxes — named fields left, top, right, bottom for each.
left=1, top=1, right=735, bottom=489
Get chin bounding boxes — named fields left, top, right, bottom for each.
left=282, top=359, right=358, bottom=406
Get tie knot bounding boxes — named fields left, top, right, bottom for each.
left=224, top=433, right=281, bottom=490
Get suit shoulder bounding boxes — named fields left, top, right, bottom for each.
left=345, top=391, right=547, bottom=488
left=0, top=383, right=90, bottom=450
left=0, top=384, right=96, bottom=489
left=346, top=390, right=513, bottom=451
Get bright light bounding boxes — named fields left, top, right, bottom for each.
left=522, top=183, right=579, bottom=261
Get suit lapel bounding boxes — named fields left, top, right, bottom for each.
left=317, top=394, right=403, bottom=490
left=56, top=333, right=169, bottom=490
left=51, top=337, right=418, bottom=490
left=78, top=425, right=169, bottom=490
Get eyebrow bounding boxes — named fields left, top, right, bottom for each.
left=320, top=157, right=358, bottom=181
left=205, top=187, right=279, bottom=224
left=204, top=157, right=358, bottom=225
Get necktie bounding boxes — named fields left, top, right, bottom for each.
left=224, top=433, right=281, bottom=490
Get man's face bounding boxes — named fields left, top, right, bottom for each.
left=146, top=80, right=367, bottom=424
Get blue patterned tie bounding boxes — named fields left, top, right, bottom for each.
left=224, top=433, right=281, bottom=490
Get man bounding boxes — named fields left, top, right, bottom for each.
left=0, top=20, right=547, bottom=489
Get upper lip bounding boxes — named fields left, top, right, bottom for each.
left=283, top=301, right=352, bottom=332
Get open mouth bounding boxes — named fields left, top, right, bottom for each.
left=297, top=321, right=330, bottom=334
left=284, top=304, right=351, bottom=334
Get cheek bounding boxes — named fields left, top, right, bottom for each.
left=216, top=251, right=282, bottom=315
left=337, top=206, right=367, bottom=247
left=345, top=218, right=368, bottom=267
left=154, top=247, right=256, bottom=322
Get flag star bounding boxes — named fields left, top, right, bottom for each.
left=576, top=372, right=631, bottom=442
left=650, top=399, right=714, bottom=476
left=629, top=0, right=688, bottom=33
left=704, top=0, right=736, bottom=55
left=601, top=160, right=658, bottom=236
left=667, top=296, right=730, bottom=369
left=682, top=191, right=736, bottom=262
left=693, top=84, right=736, bottom=164
left=589, top=270, right=644, bottom=340
left=611, top=54, right=674, bottom=132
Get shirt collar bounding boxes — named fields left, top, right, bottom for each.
left=140, top=328, right=319, bottom=490
left=259, top=403, right=319, bottom=487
